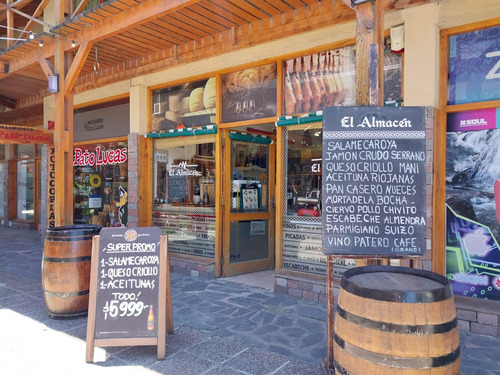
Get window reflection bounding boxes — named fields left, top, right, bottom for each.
left=231, top=142, right=269, bottom=212
left=286, top=128, right=322, bottom=217
left=17, top=160, right=34, bottom=220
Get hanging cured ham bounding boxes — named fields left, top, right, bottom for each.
left=284, top=60, right=296, bottom=114
left=332, top=51, right=345, bottom=106
left=291, top=58, right=303, bottom=113
left=300, top=56, right=313, bottom=113
left=314, top=54, right=327, bottom=106
left=323, top=52, right=337, bottom=107
left=309, top=54, right=323, bottom=111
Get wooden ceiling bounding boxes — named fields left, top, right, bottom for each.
left=0, top=0, right=434, bottom=125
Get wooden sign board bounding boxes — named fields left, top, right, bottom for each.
left=322, top=106, right=427, bottom=257
left=0, top=124, right=53, bottom=145
left=86, top=227, right=173, bottom=362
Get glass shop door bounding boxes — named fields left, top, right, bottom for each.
left=222, top=130, right=275, bottom=276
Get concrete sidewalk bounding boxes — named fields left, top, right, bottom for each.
left=1, top=227, right=500, bottom=374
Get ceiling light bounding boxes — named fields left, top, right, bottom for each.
left=39, top=40, right=43, bottom=47
left=72, top=40, right=76, bottom=48
left=28, top=31, right=34, bottom=40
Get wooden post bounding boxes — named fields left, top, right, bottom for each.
left=326, top=1, right=386, bottom=372
left=6, top=1, right=13, bottom=49
left=49, top=0, right=78, bottom=227
left=355, top=0, right=384, bottom=107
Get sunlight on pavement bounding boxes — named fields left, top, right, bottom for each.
left=0, top=309, right=161, bottom=375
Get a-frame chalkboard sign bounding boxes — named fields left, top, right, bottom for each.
left=86, top=227, right=173, bottom=362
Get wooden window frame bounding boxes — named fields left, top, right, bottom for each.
left=9, top=144, right=41, bottom=228
left=434, top=18, right=500, bottom=274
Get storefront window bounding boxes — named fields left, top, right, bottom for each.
left=231, top=141, right=269, bottom=213
left=448, top=25, right=500, bottom=105
left=151, top=78, right=216, bottom=132
left=282, top=124, right=355, bottom=277
left=16, top=144, right=34, bottom=159
left=282, top=43, right=403, bottom=115
left=221, top=63, right=277, bottom=123
left=73, top=141, right=128, bottom=227
left=17, top=159, right=34, bottom=220
left=445, top=24, right=500, bottom=301
left=286, top=128, right=322, bottom=217
left=152, top=138, right=216, bottom=258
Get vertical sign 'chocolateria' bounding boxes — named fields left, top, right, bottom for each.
left=322, top=107, right=426, bottom=256
left=95, top=227, right=161, bottom=339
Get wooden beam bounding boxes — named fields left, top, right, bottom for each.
left=354, top=0, right=384, bottom=106
left=10, top=0, right=36, bottom=8
left=386, top=0, right=437, bottom=11
left=38, top=58, right=55, bottom=78
left=65, top=41, right=92, bottom=94
left=7, top=1, right=14, bottom=49
left=52, top=0, right=73, bottom=227
left=74, top=1, right=354, bottom=93
left=6, top=5, right=55, bottom=29
left=0, top=95, right=17, bottom=109
left=2, top=0, right=199, bottom=76
left=72, top=0, right=91, bottom=18
left=0, top=0, right=32, bottom=21
left=15, top=0, right=52, bottom=46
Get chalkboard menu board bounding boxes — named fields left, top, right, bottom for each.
left=322, top=107, right=426, bottom=256
left=94, top=227, right=161, bottom=339
left=168, top=175, right=187, bottom=203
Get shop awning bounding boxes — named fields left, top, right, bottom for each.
left=228, top=132, right=273, bottom=144
left=275, top=111, right=323, bottom=127
left=145, top=125, right=217, bottom=139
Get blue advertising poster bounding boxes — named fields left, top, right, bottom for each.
left=446, top=128, right=500, bottom=300
left=448, top=25, right=500, bottom=105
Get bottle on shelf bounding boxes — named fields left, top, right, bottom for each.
left=203, top=191, right=209, bottom=205
left=193, top=185, right=200, bottom=205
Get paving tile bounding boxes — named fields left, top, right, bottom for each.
left=149, top=351, right=217, bottom=375
left=201, top=365, right=249, bottom=375
left=1, top=227, right=500, bottom=375
left=113, top=345, right=164, bottom=367
left=224, top=346, right=290, bottom=375
left=272, top=359, right=323, bottom=375
left=184, top=335, right=248, bottom=363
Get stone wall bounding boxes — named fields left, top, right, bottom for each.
left=455, top=297, right=500, bottom=337
left=126, top=133, right=139, bottom=227
left=169, top=255, right=215, bottom=280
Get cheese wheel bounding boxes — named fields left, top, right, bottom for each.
left=165, top=111, right=179, bottom=123
left=189, top=87, right=205, bottom=112
left=180, top=97, right=190, bottom=115
left=203, top=78, right=216, bottom=109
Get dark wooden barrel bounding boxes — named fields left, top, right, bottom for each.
left=334, top=265, right=460, bottom=375
left=42, top=225, right=101, bottom=318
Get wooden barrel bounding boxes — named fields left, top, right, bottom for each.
left=334, top=265, right=460, bottom=375
left=42, top=225, right=101, bottom=318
